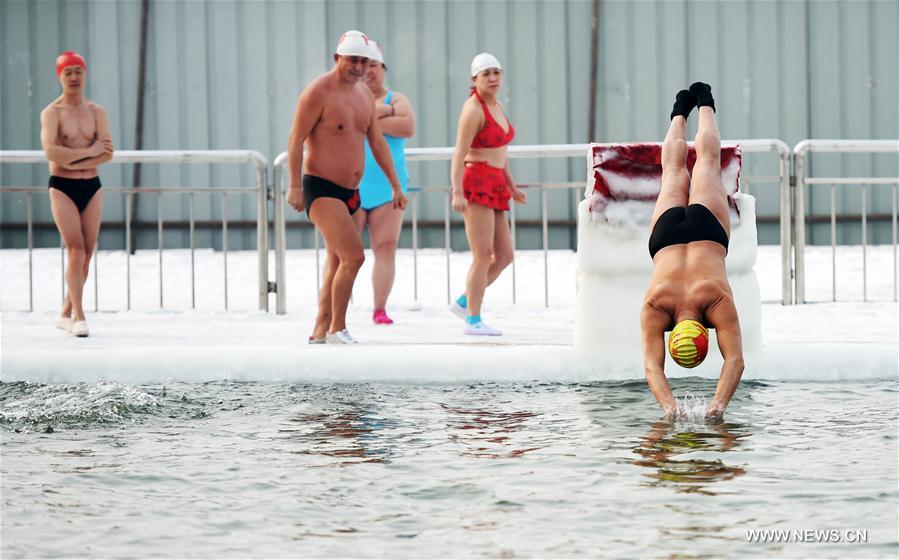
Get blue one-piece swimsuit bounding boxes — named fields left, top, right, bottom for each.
left=359, top=91, right=410, bottom=210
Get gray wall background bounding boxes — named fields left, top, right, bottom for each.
left=1, top=0, right=897, bottom=251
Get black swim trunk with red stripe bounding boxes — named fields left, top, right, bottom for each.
left=302, top=175, right=360, bottom=215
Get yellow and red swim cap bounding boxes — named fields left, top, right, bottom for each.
left=56, top=51, right=86, bottom=76
left=668, top=319, right=709, bottom=368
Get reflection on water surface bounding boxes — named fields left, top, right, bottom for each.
left=633, top=420, right=748, bottom=495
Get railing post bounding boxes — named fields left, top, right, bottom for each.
left=445, top=191, right=451, bottom=305
left=510, top=196, right=517, bottom=304
left=222, top=192, right=229, bottom=311
left=256, top=159, right=269, bottom=312
left=158, top=192, right=164, bottom=308
left=26, top=193, right=33, bottom=312
left=93, top=236, right=99, bottom=312
left=412, top=191, right=419, bottom=303
left=778, top=145, right=793, bottom=305
left=189, top=192, right=196, bottom=309
left=862, top=184, right=868, bottom=302
left=793, top=143, right=807, bottom=304
left=273, top=158, right=287, bottom=315
left=831, top=185, right=836, bottom=302
left=126, top=193, right=132, bottom=311
left=893, top=184, right=897, bottom=303
left=542, top=187, right=549, bottom=308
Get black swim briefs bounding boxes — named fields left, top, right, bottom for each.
left=48, top=176, right=102, bottom=213
left=302, top=175, right=361, bottom=215
left=648, top=204, right=729, bottom=259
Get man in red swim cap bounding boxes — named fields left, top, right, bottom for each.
left=285, top=30, right=407, bottom=345
left=39, top=51, right=114, bottom=338
left=641, top=83, right=744, bottom=422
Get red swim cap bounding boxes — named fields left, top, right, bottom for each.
left=56, top=51, right=86, bottom=76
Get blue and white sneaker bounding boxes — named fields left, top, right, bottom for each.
left=325, top=329, right=359, bottom=344
left=464, top=321, right=502, bottom=336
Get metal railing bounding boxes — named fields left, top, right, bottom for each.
left=793, top=140, right=899, bottom=303
left=0, top=149, right=269, bottom=311
left=5, top=140, right=894, bottom=312
left=273, top=145, right=588, bottom=315
left=729, top=139, right=793, bottom=304
left=272, top=140, right=791, bottom=313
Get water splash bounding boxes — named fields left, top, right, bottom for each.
left=0, top=381, right=160, bottom=430
left=673, top=392, right=709, bottom=423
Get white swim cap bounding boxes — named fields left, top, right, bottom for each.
left=335, top=30, right=371, bottom=58
left=367, top=39, right=384, bottom=64
left=471, top=52, right=502, bottom=77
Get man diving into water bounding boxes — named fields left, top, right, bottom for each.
left=641, top=82, right=744, bottom=421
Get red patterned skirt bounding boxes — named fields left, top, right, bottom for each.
left=463, top=162, right=510, bottom=211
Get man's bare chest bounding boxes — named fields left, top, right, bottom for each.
left=320, top=95, right=370, bottom=134
left=58, top=107, right=96, bottom=145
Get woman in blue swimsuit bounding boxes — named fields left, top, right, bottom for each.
left=355, top=40, right=416, bottom=325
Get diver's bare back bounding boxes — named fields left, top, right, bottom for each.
left=304, top=73, right=373, bottom=189
left=47, top=98, right=100, bottom=180
left=645, top=242, right=733, bottom=324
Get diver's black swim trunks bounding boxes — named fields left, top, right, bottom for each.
left=648, top=204, right=729, bottom=259
left=302, top=175, right=360, bottom=216
left=48, top=176, right=102, bottom=213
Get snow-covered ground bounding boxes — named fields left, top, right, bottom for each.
left=1, top=246, right=896, bottom=384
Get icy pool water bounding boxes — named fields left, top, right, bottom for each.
left=2, top=378, right=897, bottom=558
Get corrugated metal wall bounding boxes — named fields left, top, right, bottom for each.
left=2, top=0, right=897, bottom=250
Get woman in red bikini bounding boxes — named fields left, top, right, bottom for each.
left=449, top=53, right=527, bottom=336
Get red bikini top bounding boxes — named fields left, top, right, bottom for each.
left=469, top=90, right=515, bottom=149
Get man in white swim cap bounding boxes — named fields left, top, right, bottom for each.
left=286, top=30, right=408, bottom=345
